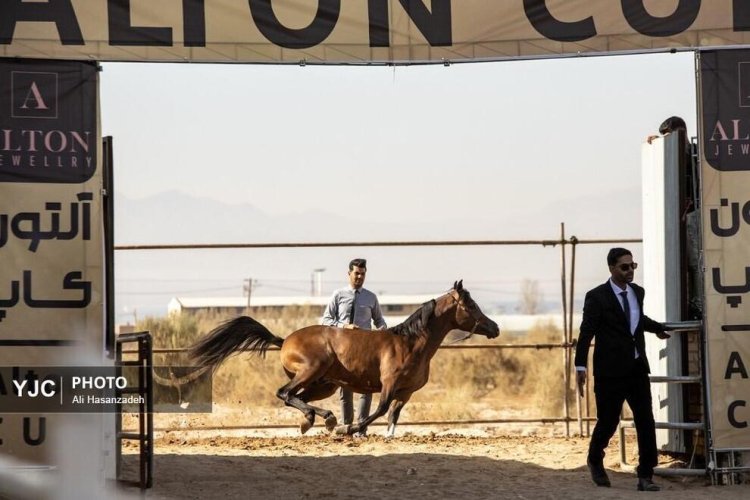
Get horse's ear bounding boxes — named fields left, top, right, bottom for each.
left=455, top=279, right=463, bottom=291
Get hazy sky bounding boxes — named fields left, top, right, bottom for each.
left=99, top=51, right=698, bottom=319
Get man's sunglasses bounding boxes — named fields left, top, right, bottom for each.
left=616, top=262, right=638, bottom=271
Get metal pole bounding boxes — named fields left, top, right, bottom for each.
left=311, top=268, right=325, bottom=297
left=138, top=340, right=146, bottom=488
left=244, top=278, right=252, bottom=310
left=114, top=237, right=643, bottom=251
left=135, top=416, right=602, bottom=433
left=115, top=339, right=122, bottom=481
left=103, top=136, right=115, bottom=357
left=145, top=334, right=154, bottom=489
left=560, top=223, right=570, bottom=437
left=619, top=424, right=628, bottom=465
left=125, top=342, right=577, bottom=355
left=568, top=237, right=578, bottom=344
left=586, top=369, right=591, bottom=436
left=570, top=236, right=582, bottom=437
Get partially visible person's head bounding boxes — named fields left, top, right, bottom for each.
left=349, top=258, right=367, bottom=271
left=658, top=116, right=687, bottom=135
left=607, top=248, right=637, bottom=286
left=607, top=248, right=631, bottom=266
left=348, top=258, right=367, bottom=289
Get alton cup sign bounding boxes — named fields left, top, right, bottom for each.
left=0, top=58, right=102, bottom=462
left=0, top=1, right=750, bottom=64
left=700, top=49, right=750, bottom=449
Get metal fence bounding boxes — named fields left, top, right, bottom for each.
left=117, top=223, right=641, bottom=437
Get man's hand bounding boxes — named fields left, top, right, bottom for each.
left=576, top=370, right=587, bottom=398
left=656, top=331, right=671, bottom=340
left=343, top=324, right=359, bottom=330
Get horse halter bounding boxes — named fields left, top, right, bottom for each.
left=447, top=290, right=481, bottom=335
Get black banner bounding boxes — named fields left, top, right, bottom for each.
left=0, top=58, right=97, bottom=183
left=701, top=49, right=750, bottom=172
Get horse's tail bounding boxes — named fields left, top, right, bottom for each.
left=188, top=316, right=284, bottom=371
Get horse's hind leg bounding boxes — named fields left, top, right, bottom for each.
left=296, top=381, right=339, bottom=432
left=276, top=381, right=316, bottom=434
left=276, top=370, right=334, bottom=434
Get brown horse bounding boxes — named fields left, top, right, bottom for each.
left=189, top=280, right=499, bottom=437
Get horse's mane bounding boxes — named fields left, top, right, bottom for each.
left=389, top=299, right=436, bottom=339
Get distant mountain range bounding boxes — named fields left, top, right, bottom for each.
left=114, top=188, right=642, bottom=245
left=112, top=188, right=643, bottom=320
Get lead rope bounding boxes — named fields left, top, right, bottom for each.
left=445, top=318, right=480, bottom=345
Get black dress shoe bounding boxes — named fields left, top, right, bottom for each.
left=637, top=477, right=660, bottom=491
left=587, top=459, right=611, bottom=487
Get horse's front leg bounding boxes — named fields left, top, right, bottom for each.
left=345, top=384, right=396, bottom=436
left=385, top=393, right=412, bottom=438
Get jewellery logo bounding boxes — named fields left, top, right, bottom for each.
left=0, top=60, right=97, bottom=184
left=701, top=51, right=750, bottom=171
left=11, top=71, right=58, bottom=119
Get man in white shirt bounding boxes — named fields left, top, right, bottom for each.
left=321, top=258, right=387, bottom=436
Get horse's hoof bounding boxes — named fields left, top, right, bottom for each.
left=300, top=418, right=314, bottom=435
left=334, top=424, right=351, bottom=436
left=325, top=415, right=338, bottom=432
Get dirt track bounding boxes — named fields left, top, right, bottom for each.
left=120, top=432, right=749, bottom=499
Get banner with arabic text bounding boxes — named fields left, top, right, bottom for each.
left=699, top=49, right=750, bottom=450
left=0, top=58, right=102, bottom=462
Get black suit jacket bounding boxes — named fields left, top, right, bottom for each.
left=574, top=281, right=664, bottom=378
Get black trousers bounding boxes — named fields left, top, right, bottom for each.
left=588, top=359, right=658, bottom=479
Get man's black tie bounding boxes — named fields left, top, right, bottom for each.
left=620, top=291, right=631, bottom=332
left=348, top=290, right=359, bottom=325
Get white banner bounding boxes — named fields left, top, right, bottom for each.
left=699, top=49, right=750, bottom=450
left=0, top=1, right=749, bottom=64
left=0, top=58, right=102, bottom=462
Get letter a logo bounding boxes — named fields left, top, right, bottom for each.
left=21, top=82, right=49, bottom=110
left=11, top=71, right=58, bottom=119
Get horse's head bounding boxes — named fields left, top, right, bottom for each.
left=445, top=280, right=500, bottom=339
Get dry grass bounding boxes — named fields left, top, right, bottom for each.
left=134, top=309, right=574, bottom=424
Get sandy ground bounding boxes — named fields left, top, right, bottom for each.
left=118, top=425, right=750, bottom=500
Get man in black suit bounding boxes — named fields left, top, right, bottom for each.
left=575, top=248, right=671, bottom=492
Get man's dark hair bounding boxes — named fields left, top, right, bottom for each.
left=658, top=116, right=686, bottom=135
left=349, top=258, right=367, bottom=271
left=607, top=248, right=632, bottom=266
